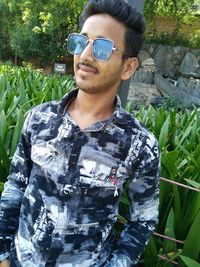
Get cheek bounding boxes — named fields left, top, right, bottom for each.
left=102, top=60, right=124, bottom=76
left=73, top=56, right=79, bottom=69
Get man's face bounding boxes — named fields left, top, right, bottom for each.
left=73, top=14, right=128, bottom=95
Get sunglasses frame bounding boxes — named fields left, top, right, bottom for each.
left=66, top=33, right=129, bottom=61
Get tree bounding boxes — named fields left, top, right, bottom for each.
left=118, top=0, right=145, bottom=107
left=126, top=0, right=145, bottom=14
left=9, top=0, right=86, bottom=65
left=144, top=0, right=196, bottom=34
left=0, top=0, right=15, bottom=59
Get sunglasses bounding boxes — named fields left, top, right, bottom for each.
left=66, top=33, right=129, bottom=61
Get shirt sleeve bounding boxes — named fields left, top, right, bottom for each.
left=0, top=111, right=33, bottom=257
left=104, top=134, right=160, bottom=267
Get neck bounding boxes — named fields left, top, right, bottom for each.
left=67, top=89, right=116, bottom=129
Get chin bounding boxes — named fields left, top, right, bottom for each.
left=75, top=78, right=96, bottom=94
left=78, top=86, right=97, bottom=94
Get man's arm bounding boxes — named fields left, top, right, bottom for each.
left=104, top=136, right=160, bottom=267
left=0, top=112, right=32, bottom=259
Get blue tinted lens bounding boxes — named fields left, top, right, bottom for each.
left=93, top=39, right=113, bottom=60
left=67, top=34, right=87, bottom=55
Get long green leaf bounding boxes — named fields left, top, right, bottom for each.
left=182, top=209, right=200, bottom=261
left=163, top=208, right=176, bottom=254
left=159, top=114, right=170, bottom=149
left=161, top=150, right=178, bottom=178
left=172, top=185, right=182, bottom=230
left=0, top=182, right=5, bottom=193
left=180, top=255, right=200, bottom=267
left=0, top=136, right=10, bottom=175
left=144, top=236, right=158, bottom=267
left=184, top=179, right=200, bottom=189
left=0, top=110, right=7, bottom=141
left=10, top=109, right=25, bottom=156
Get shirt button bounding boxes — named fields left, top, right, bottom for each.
left=63, top=190, right=69, bottom=195
left=68, top=166, right=74, bottom=171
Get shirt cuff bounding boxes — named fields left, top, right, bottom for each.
left=0, top=252, right=10, bottom=263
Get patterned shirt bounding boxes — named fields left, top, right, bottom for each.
left=0, top=89, right=160, bottom=267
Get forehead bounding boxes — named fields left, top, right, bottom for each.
left=81, top=14, right=126, bottom=45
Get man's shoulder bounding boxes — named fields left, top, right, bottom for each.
left=24, top=99, right=61, bottom=130
left=30, top=89, right=77, bottom=116
left=123, top=110, right=152, bottom=135
left=32, top=99, right=60, bottom=114
left=123, top=110, right=158, bottom=148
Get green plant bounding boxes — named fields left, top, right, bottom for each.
left=126, top=105, right=200, bottom=266
left=180, top=255, right=200, bottom=267
left=0, top=0, right=86, bottom=64
left=0, top=65, right=75, bottom=183
left=190, top=29, right=200, bottom=48
left=145, top=30, right=192, bottom=48
left=145, top=0, right=195, bottom=34
left=0, top=67, right=200, bottom=266
left=144, top=0, right=200, bottom=49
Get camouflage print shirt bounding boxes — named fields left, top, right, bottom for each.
left=0, top=89, right=160, bottom=267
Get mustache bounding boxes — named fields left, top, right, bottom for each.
left=77, top=61, right=98, bottom=72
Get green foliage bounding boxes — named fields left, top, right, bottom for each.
left=190, top=29, right=200, bottom=48
left=0, top=65, right=75, bottom=183
left=180, top=255, right=200, bottom=267
left=145, top=0, right=195, bottom=27
left=145, top=32, right=191, bottom=48
left=0, top=66, right=200, bottom=266
left=155, top=0, right=194, bottom=20
left=1, top=0, right=199, bottom=61
left=0, top=0, right=86, bottom=64
left=0, top=0, right=14, bottom=59
left=132, top=106, right=200, bottom=266
left=144, top=0, right=200, bottom=48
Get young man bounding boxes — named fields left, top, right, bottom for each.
left=0, top=0, right=160, bottom=266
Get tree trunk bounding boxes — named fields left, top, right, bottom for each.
left=118, top=0, right=145, bottom=108
left=125, top=0, right=144, bottom=14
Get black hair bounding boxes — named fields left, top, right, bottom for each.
left=79, top=0, right=146, bottom=57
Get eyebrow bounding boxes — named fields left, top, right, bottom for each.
left=80, top=32, right=108, bottom=39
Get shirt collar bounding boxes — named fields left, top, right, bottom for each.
left=112, top=94, right=128, bottom=125
left=58, top=88, right=128, bottom=125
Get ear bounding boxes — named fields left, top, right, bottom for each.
left=121, top=57, right=138, bottom=80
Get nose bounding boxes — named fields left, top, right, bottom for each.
left=79, top=40, right=94, bottom=63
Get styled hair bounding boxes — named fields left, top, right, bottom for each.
left=79, top=0, right=146, bottom=57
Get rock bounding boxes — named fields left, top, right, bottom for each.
left=128, top=81, right=162, bottom=106
left=190, top=49, right=200, bottom=59
left=154, top=46, right=177, bottom=78
left=176, top=77, right=200, bottom=98
left=143, top=43, right=160, bottom=58
left=138, top=50, right=155, bottom=70
left=180, top=52, right=199, bottom=78
left=155, top=73, right=200, bottom=108
left=130, top=44, right=200, bottom=108
left=132, top=69, right=154, bottom=84
left=196, top=68, right=200, bottom=77
left=132, top=50, right=155, bottom=84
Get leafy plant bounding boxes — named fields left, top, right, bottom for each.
left=144, top=0, right=200, bottom=48
left=133, top=106, right=200, bottom=266
left=190, top=29, right=200, bottom=48
left=0, top=65, right=200, bottom=266
left=180, top=255, right=200, bottom=267
left=1, top=0, right=86, bottom=65
left=0, top=64, right=75, bottom=183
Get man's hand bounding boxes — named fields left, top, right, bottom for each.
left=0, top=259, right=10, bottom=267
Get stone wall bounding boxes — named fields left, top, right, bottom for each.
left=128, top=44, right=200, bottom=108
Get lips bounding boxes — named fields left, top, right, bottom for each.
left=78, top=63, right=98, bottom=74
